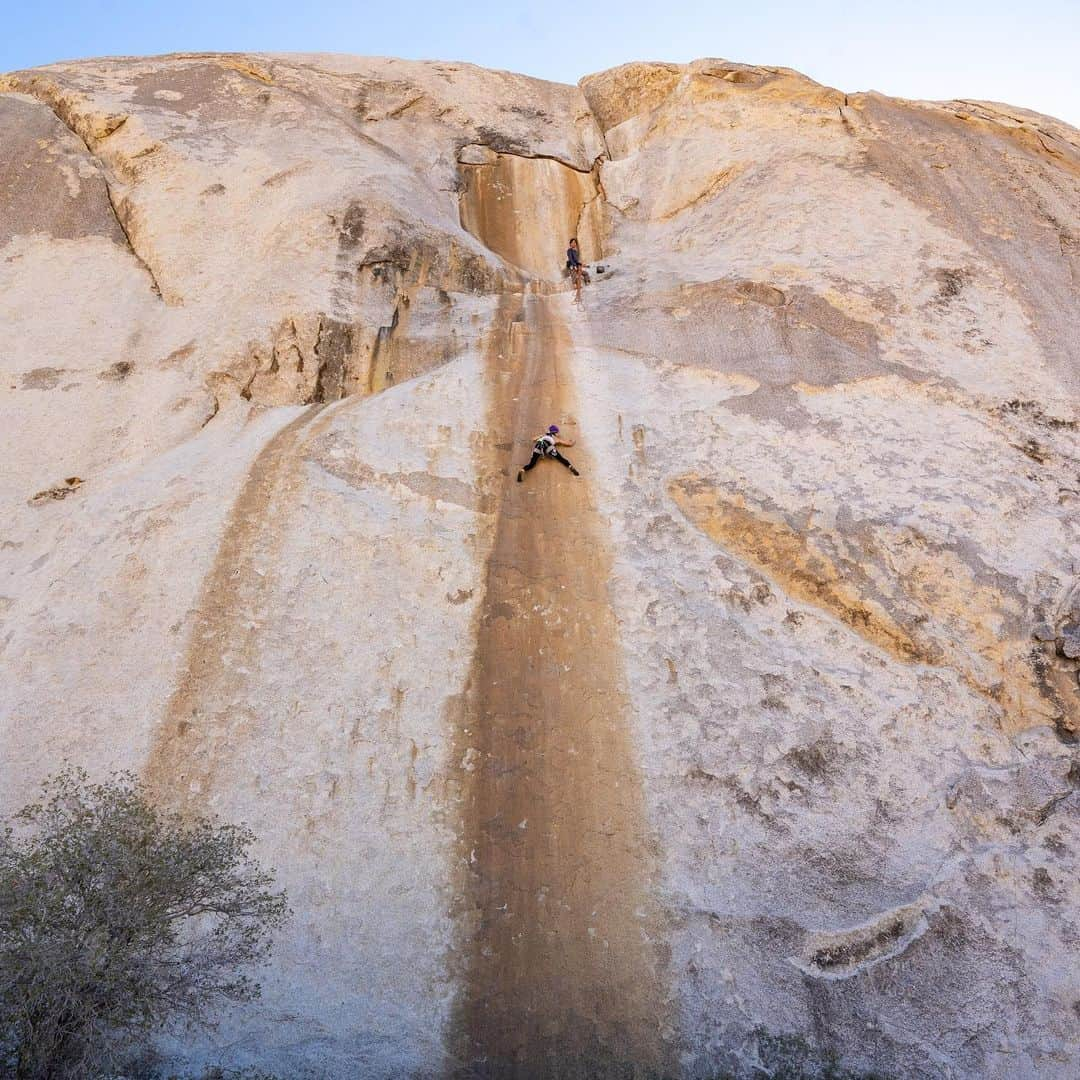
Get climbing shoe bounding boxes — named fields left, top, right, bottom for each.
left=570, top=467, right=580, bottom=477
left=517, top=470, right=524, bottom=483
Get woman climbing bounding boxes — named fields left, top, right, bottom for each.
left=517, top=425, right=580, bottom=482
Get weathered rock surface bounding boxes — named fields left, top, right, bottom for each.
left=1, top=51, right=1079, bottom=1079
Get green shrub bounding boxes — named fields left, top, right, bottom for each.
left=0, top=768, right=289, bottom=1079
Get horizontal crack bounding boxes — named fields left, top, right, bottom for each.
left=459, top=145, right=598, bottom=175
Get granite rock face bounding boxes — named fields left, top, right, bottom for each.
left=1, top=52, right=1079, bottom=1079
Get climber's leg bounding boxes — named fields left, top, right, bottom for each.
left=518, top=452, right=542, bottom=482
left=552, top=451, right=580, bottom=476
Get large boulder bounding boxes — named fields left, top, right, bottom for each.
left=2, top=51, right=1078, bottom=1079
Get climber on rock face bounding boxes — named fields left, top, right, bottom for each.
left=566, top=238, right=589, bottom=299
left=517, top=425, right=580, bottom=482
left=566, top=238, right=582, bottom=272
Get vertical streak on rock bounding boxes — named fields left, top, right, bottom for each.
left=452, top=291, right=668, bottom=1078
left=144, top=402, right=335, bottom=809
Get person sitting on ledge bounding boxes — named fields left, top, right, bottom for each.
left=566, top=237, right=583, bottom=273
left=565, top=238, right=590, bottom=297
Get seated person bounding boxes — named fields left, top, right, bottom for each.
left=565, top=237, right=590, bottom=283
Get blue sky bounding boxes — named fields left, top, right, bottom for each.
left=4, top=1, right=1078, bottom=127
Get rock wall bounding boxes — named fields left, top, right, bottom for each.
left=458, top=148, right=602, bottom=279
left=1, top=51, right=1079, bottom=1079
